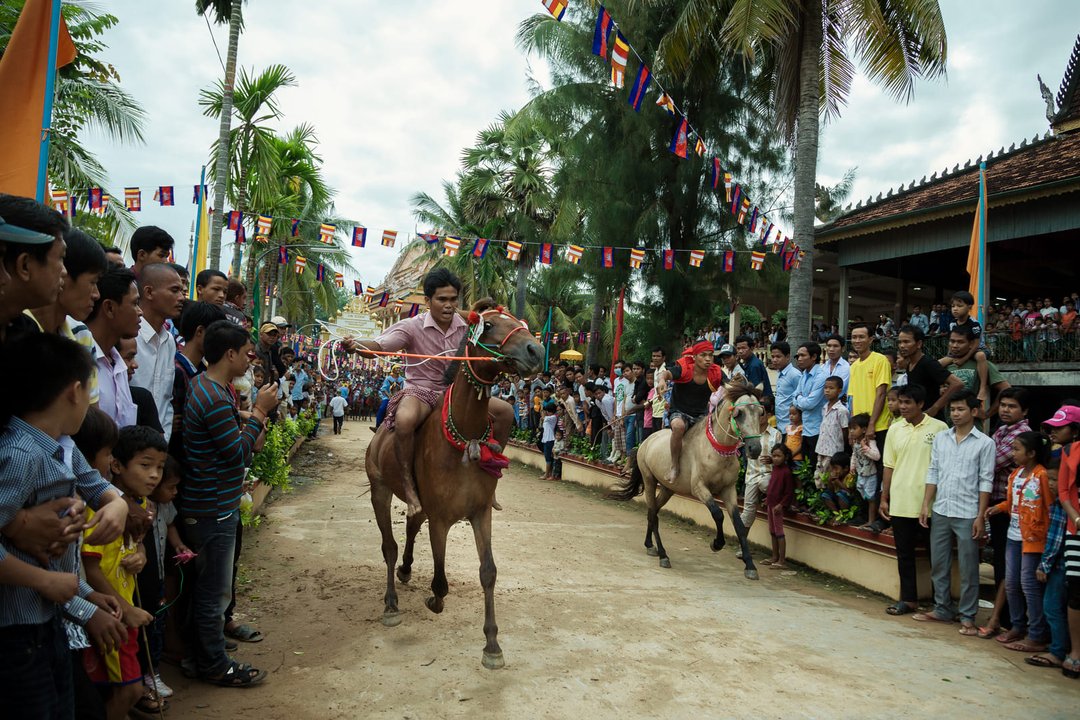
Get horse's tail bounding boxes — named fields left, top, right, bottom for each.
left=605, top=448, right=644, bottom=501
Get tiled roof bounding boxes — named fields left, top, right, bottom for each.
left=1055, top=34, right=1080, bottom=127
left=818, top=130, right=1080, bottom=239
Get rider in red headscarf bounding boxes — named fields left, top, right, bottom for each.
left=663, top=341, right=726, bottom=481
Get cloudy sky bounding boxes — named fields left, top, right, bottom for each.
left=82, top=0, right=1079, bottom=289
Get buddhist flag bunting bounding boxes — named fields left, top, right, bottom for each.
left=782, top=250, right=796, bottom=271
left=694, top=137, right=706, bottom=157
left=315, top=263, right=325, bottom=282
left=796, top=250, right=805, bottom=269
left=689, top=249, right=705, bottom=267
left=381, top=229, right=397, bottom=247
left=592, top=5, right=612, bottom=57
left=772, top=236, right=785, bottom=254
left=93, top=193, right=110, bottom=216
left=354, top=280, right=363, bottom=296
left=722, top=249, right=735, bottom=272
left=709, top=158, right=721, bottom=190
left=543, top=0, right=567, bottom=21
left=278, top=246, right=288, bottom=265
left=506, top=240, right=523, bottom=261
left=294, top=256, right=307, bottom=274
left=408, top=303, right=420, bottom=318
left=629, top=248, right=645, bottom=268
left=566, top=244, right=583, bottom=264
left=540, top=242, right=554, bottom=265
left=334, top=272, right=344, bottom=287
left=748, top=207, right=759, bottom=232
left=662, top=249, right=675, bottom=270
left=124, top=188, right=141, bottom=211
left=235, top=226, right=246, bottom=244
left=472, top=237, right=490, bottom=258
left=724, top=173, right=733, bottom=203
left=670, top=116, right=689, bottom=158
left=730, top=185, right=741, bottom=215
left=418, top=233, right=440, bottom=244
left=443, top=236, right=462, bottom=256
left=255, top=215, right=271, bottom=236
left=51, top=189, right=69, bottom=213
left=227, top=211, right=242, bottom=230
left=750, top=251, right=765, bottom=270
left=762, top=221, right=775, bottom=245
left=88, top=187, right=103, bottom=210
left=291, top=218, right=300, bottom=237
left=628, top=64, right=651, bottom=111
left=378, top=292, right=389, bottom=308
left=193, top=185, right=207, bottom=203
left=319, top=223, right=336, bottom=244
left=366, top=285, right=376, bottom=301
left=601, top=246, right=614, bottom=268
left=154, top=186, right=174, bottom=206
left=656, top=93, right=676, bottom=116
left=737, top=197, right=750, bottom=225
left=610, top=33, right=629, bottom=88
left=394, top=299, right=403, bottom=313
left=351, top=226, right=367, bottom=247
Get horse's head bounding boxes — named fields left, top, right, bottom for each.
left=718, top=381, right=765, bottom=457
left=456, top=300, right=544, bottom=380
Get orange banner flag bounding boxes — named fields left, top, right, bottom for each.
left=0, top=0, right=77, bottom=197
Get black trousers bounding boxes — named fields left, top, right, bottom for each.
left=891, top=516, right=928, bottom=603
left=988, top=509, right=1012, bottom=628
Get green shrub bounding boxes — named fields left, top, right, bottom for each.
left=251, top=421, right=294, bottom=492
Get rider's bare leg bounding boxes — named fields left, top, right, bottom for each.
left=393, top=397, right=433, bottom=517
left=666, top=418, right=687, bottom=483
left=487, top=398, right=514, bottom=511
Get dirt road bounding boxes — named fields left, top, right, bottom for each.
left=165, top=420, right=1074, bottom=719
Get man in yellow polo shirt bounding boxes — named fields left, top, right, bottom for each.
left=849, top=322, right=893, bottom=530
left=881, top=383, right=947, bottom=616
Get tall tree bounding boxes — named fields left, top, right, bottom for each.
left=653, top=0, right=947, bottom=344
left=196, top=0, right=245, bottom=270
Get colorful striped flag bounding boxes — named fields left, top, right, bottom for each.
left=154, top=186, right=174, bottom=206
left=723, top=250, right=735, bottom=272
left=418, top=233, right=440, bottom=244
left=443, top=236, right=462, bottom=256
left=540, top=242, right=553, bottom=265
left=543, top=0, right=567, bottom=21
left=772, top=236, right=785, bottom=254
left=656, top=92, right=675, bottom=115
left=257, top=215, right=272, bottom=237
left=662, top=249, right=675, bottom=270
left=378, top=292, right=389, bottom=308
left=750, top=251, right=765, bottom=270
left=291, top=218, right=300, bottom=237
left=709, top=159, right=721, bottom=190
left=393, top=299, right=403, bottom=313
left=278, top=246, right=288, bottom=265
left=761, top=221, right=774, bottom=245
left=354, top=280, right=363, bottom=296
left=566, top=244, right=583, bottom=264
left=334, top=272, right=344, bottom=287
left=381, top=230, right=397, bottom=247
left=315, top=263, right=325, bottom=281
left=408, top=303, right=420, bottom=318
left=352, top=226, right=367, bottom=247
left=51, top=189, right=69, bottom=213
left=93, top=193, right=110, bottom=216
left=748, top=207, right=759, bottom=232
left=472, top=237, right=490, bottom=258
left=193, top=185, right=207, bottom=203
left=319, top=223, right=335, bottom=244
left=610, top=33, right=629, bottom=88
left=782, top=250, right=796, bottom=271
left=88, top=187, right=103, bottom=210
left=235, top=226, right=246, bottom=244
left=628, top=64, right=651, bottom=111
left=227, top=210, right=242, bottom=230
left=670, top=116, right=688, bottom=158
left=124, top=188, right=141, bottom=211
left=724, top=173, right=733, bottom=203
left=506, top=240, right=523, bottom=261
left=796, top=250, right=805, bottom=269
left=689, top=249, right=705, bottom=267
left=602, top=246, right=614, bottom=268
left=592, top=5, right=612, bottom=57
left=629, top=248, right=645, bottom=268
left=294, top=255, right=307, bottom=274
left=730, top=185, right=741, bottom=215
left=694, top=137, right=706, bottom=157
left=366, top=285, right=377, bottom=301
left=738, top=197, right=751, bottom=225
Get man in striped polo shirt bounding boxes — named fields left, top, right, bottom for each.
left=180, top=320, right=277, bottom=687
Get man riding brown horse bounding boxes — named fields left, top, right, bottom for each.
left=343, top=269, right=516, bottom=516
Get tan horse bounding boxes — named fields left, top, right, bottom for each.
left=365, top=304, right=543, bottom=669
left=608, top=384, right=765, bottom=579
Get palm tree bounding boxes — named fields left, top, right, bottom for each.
left=199, top=63, right=297, bottom=273
left=816, top=166, right=857, bottom=223
left=196, top=0, right=246, bottom=270
left=653, top=0, right=947, bottom=344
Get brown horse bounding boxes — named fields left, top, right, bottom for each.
left=364, top=305, right=543, bottom=669
left=608, top=383, right=765, bottom=579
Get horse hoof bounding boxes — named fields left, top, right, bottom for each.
left=425, top=596, right=444, bottom=614
left=659, top=557, right=672, bottom=569
left=646, top=546, right=659, bottom=557
left=381, top=611, right=403, bottom=627
left=482, top=651, right=505, bottom=670
left=396, top=567, right=412, bottom=584
left=711, top=539, right=726, bottom=552
left=745, top=568, right=759, bottom=581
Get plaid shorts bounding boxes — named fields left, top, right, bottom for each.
left=611, top=417, right=626, bottom=453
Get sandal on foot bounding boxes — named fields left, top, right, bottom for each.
left=1063, top=657, right=1080, bottom=679
left=885, top=602, right=916, bottom=616
left=225, top=623, right=264, bottom=643
left=200, top=661, right=267, bottom=688
left=994, top=629, right=1025, bottom=645
left=912, top=612, right=954, bottom=623
left=958, top=624, right=979, bottom=636
left=975, top=625, right=1001, bottom=639
left=134, top=693, right=168, bottom=714
left=1024, top=654, right=1062, bottom=668
left=1005, top=640, right=1047, bottom=653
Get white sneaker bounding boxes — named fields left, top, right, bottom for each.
left=144, top=673, right=173, bottom=698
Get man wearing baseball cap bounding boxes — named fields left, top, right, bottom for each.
left=254, top=321, right=284, bottom=384
left=0, top=194, right=68, bottom=346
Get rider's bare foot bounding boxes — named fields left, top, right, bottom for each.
left=492, top=496, right=503, bottom=511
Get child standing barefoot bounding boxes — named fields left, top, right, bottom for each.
left=764, top=444, right=796, bottom=569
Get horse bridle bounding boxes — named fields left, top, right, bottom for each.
left=462, top=308, right=530, bottom=393
left=705, top=396, right=763, bottom=455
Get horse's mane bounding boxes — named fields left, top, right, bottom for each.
left=441, top=299, right=501, bottom=386
left=724, top=378, right=762, bottom=404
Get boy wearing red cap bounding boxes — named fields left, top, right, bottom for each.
left=664, top=342, right=726, bottom=482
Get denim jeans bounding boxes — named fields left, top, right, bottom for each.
left=182, top=510, right=240, bottom=676
left=1005, top=538, right=1048, bottom=642
left=625, top=415, right=637, bottom=451
left=0, top=616, right=73, bottom=720
left=1043, top=563, right=1071, bottom=660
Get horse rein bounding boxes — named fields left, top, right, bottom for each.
left=705, top=396, right=763, bottom=456
left=462, top=308, right=530, bottom=394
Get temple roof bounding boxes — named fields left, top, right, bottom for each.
left=1055, top=34, right=1080, bottom=131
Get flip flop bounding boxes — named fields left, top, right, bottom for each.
left=885, top=602, right=916, bottom=616
left=225, top=623, right=264, bottom=643
left=1004, top=640, right=1047, bottom=653
left=1024, top=654, right=1062, bottom=668
left=958, top=625, right=979, bottom=636
left=975, top=626, right=1001, bottom=639
left=912, top=612, right=954, bottom=623
left=994, top=630, right=1025, bottom=645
